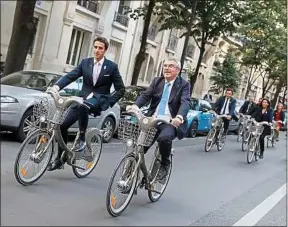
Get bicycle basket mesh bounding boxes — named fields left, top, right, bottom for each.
left=33, top=96, right=68, bottom=124
left=118, top=118, right=158, bottom=146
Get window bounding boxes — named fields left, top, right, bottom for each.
left=77, top=0, right=100, bottom=14
left=114, top=0, right=130, bottom=26
left=106, top=40, right=122, bottom=64
left=66, top=28, right=85, bottom=66
left=60, top=78, right=83, bottom=97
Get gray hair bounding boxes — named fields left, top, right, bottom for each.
left=165, top=58, right=182, bottom=69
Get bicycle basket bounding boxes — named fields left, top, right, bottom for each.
left=33, top=96, right=68, bottom=125
left=118, top=118, right=158, bottom=147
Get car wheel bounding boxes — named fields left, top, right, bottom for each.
left=16, top=108, right=39, bottom=142
left=188, top=120, right=198, bottom=138
left=101, top=116, right=115, bottom=143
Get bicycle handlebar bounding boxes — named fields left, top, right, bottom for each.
left=46, top=87, right=86, bottom=109
left=209, top=110, right=230, bottom=119
left=126, top=105, right=172, bottom=129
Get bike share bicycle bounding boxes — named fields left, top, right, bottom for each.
left=246, top=119, right=270, bottom=164
left=267, top=120, right=283, bottom=148
left=204, top=110, right=229, bottom=152
left=14, top=88, right=103, bottom=186
left=106, top=105, right=174, bottom=217
left=237, top=113, right=251, bottom=143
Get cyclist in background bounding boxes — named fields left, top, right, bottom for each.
left=273, top=103, right=285, bottom=141
left=251, top=98, right=273, bottom=159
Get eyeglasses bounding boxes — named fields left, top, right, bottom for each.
left=163, top=64, right=177, bottom=69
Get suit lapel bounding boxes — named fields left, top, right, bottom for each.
left=168, top=77, right=180, bottom=103
left=88, top=58, right=94, bottom=85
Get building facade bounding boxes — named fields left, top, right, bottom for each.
left=1, top=0, right=283, bottom=102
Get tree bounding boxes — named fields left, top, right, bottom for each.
left=3, top=0, right=37, bottom=77
left=127, top=0, right=156, bottom=85
left=155, top=0, right=242, bottom=95
left=237, top=0, right=286, bottom=99
left=209, top=53, right=240, bottom=95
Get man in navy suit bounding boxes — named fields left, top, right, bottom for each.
left=48, top=36, right=125, bottom=171
left=132, top=58, right=191, bottom=182
left=239, top=97, right=257, bottom=115
left=213, top=88, right=236, bottom=135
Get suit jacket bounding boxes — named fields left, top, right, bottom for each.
left=239, top=101, right=257, bottom=115
left=135, top=76, right=191, bottom=140
left=55, top=57, right=125, bottom=112
left=214, top=96, right=236, bottom=116
left=252, top=107, right=273, bottom=123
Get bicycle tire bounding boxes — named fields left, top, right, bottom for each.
left=217, top=127, right=226, bottom=151
left=205, top=128, right=216, bottom=152
left=247, top=137, right=256, bottom=164
left=106, top=152, right=138, bottom=217
left=237, top=124, right=243, bottom=142
left=72, top=131, right=103, bottom=178
left=14, top=129, right=54, bottom=186
left=148, top=153, right=173, bottom=203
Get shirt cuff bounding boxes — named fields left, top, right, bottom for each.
left=176, top=115, right=184, bottom=123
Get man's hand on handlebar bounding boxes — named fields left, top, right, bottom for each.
left=171, top=117, right=182, bottom=128
left=46, top=85, right=60, bottom=94
left=126, top=104, right=139, bottom=112
left=226, top=115, right=231, bottom=120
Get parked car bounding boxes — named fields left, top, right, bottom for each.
left=186, top=98, right=215, bottom=137
left=0, top=70, right=120, bottom=143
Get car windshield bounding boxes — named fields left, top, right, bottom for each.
left=121, top=87, right=145, bottom=102
left=0, top=71, right=61, bottom=91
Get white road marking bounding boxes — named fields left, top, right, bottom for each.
left=232, top=183, right=287, bottom=226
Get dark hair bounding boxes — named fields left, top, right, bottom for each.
left=93, top=37, right=109, bottom=50
left=260, top=98, right=270, bottom=108
left=225, top=88, right=234, bottom=94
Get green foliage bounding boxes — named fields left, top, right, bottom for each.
left=210, top=53, right=240, bottom=93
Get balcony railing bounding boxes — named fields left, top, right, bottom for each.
left=77, top=0, right=100, bottom=14
left=147, top=24, right=157, bottom=41
left=186, top=44, right=195, bottom=58
left=166, top=34, right=178, bottom=51
left=114, top=12, right=129, bottom=27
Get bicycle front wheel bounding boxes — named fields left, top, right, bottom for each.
left=106, top=152, right=139, bottom=217
left=247, top=137, right=256, bottom=164
left=237, top=124, right=243, bottom=142
left=205, top=128, right=216, bottom=152
left=14, top=129, right=54, bottom=186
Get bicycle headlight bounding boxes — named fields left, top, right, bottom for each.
left=58, top=98, right=64, bottom=104
left=40, top=115, right=46, bottom=122
left=126, top=139, right=133, bottom=147
left=142, top=117, right=149, bottom=125
left=252, top=131, right=256, bottom=136
left=211, top=122, right=215, bottom=127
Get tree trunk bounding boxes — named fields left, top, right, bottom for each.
left=190, top=41, right=205, bottom=95
left=244, top=82, right=252, bottom=99
left=282, top=86, right=287, bottom=103
left=262, top=79, right=275, bottom=98
left=271, top=82, right=283, bottom=108
left=130, top=0, right=155, bottom=85
left=3, top=0, right=37, bottom=77
left=180, top=0, right=198, bottom=72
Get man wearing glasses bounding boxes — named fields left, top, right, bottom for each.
left=131, top=58, right=191, bottom=183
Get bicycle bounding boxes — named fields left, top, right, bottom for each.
left=204, top=110, right=229, bottom=152
left=246, top=119, right=270, bottom=164
left=241, top=118, right=254, bottom=152
left=237, top=113, right=251, bottom=142
left=267, top=120, right=282, bottom=148
left=106, top=105, right=174, bottom=217
left=14, top=88, right=103, bottom=186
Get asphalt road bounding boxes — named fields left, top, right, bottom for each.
left=1, top=132, right=287, bottom=226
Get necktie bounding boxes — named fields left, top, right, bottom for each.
left=157, top=82, right=171, bottom=116
left=222, top=98, right=228, bottom=114
left=93, top=63, right=101, bottom=86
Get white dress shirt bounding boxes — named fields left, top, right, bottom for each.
left=221, top=98, right=230, bottom=115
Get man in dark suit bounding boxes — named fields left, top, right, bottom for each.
left=213, top=88, right=236, bottom=134
left=48, top=36, right=125, bottom=171
left=132, top=58, right=191, bottom=182
left=239, top=97, right=257, bottom=115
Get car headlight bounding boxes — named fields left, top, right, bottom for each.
left=0, top=96, right=18, bottom=103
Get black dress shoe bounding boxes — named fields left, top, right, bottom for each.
left=47, top=159, right=65, bottom=171
left=259, top=153, right=264, bottom=159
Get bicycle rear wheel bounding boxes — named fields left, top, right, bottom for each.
left=72, top=129, right=102, bottom=178
left=247, top=137, right=256, bottom=164
left=106, top=152, right=139, bottom=217
left=242, top=131, right=250, bottom=151
left=205, top=128, right=216, bottom=152
left=14, top=129, right=54, bottom=186
left=148, top=149, right=173, bottom=202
